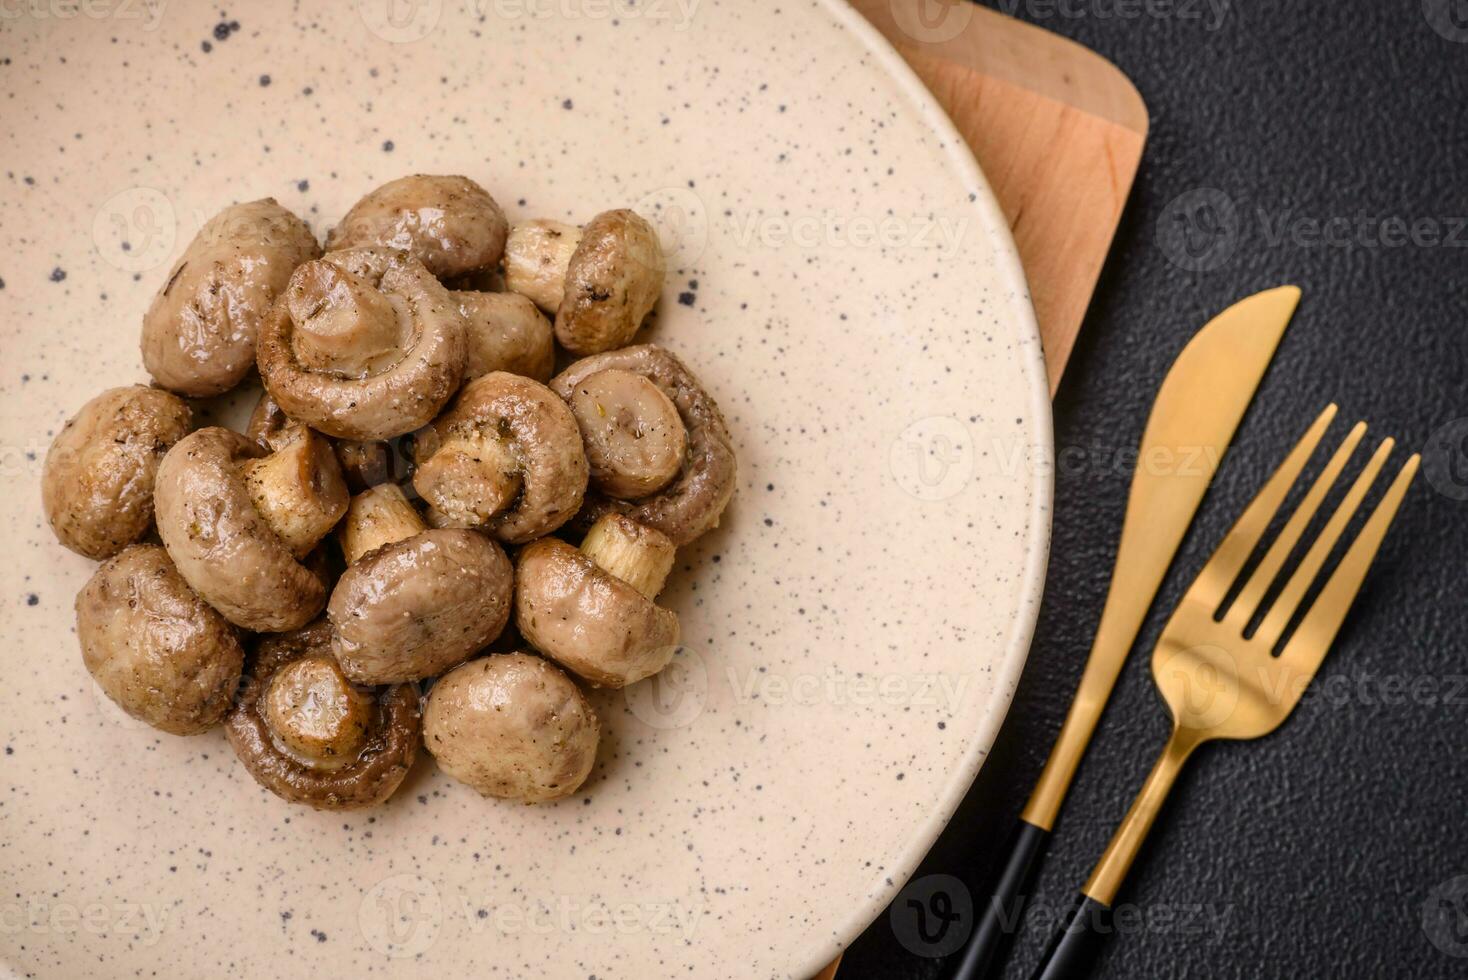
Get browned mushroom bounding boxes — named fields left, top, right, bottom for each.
left=154, top=427, right=344, bottom=631
left=42, top=385, right=192, bottom=560
left=256, top=247, right=468, bottom=441
left=551, top=344, right=736, bottom=545
left=76, top=544, right=244, bottom=735
left=503, top=209, right=665, bottom=355
left=412, top=372, right=588, bottom=544
left=564, top=367, right=687, bottom=500
left=328, top=484, right=513, bottom=684
left=424, top=653, right=599, bottom=803
left=326, top=175, right=508, bottom=281
left=247, top=390, right=395, bottom=492
left=454, top=290, right=555, bottom=383
left=226, top=619, right=420, bottom=809
left=142, top=199, right=320, bottom=396
left=515, top=514, right=679, bottom=687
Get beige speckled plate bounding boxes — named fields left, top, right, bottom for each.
left=0, top=1, right=1051, bottom=977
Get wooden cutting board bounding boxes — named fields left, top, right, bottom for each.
left=812, top=4, right=1148, bottom=976
left=851, top=0, right=1148, bottom=394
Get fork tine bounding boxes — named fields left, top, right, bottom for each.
left=1253, top=438, right=1395, bottom=649
left=1223, top=420, right=1367, bottom=626
left=1191, top=404, right=1338, bottom=610
left=1278, top=454, right=1420, bottom=675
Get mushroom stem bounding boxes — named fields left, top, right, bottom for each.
left=338, top=483, right=427, bottom=564
left=241, top=429, right=350, bottom=559
left=286, top=258, right=408, bottom=377
left=580, top=514, right=675, bottom=599
left=412, top=429, right=523, bottom=529
left=503, top=219, right=583, bottom=313
left=262, top=655, right=375, bottom=770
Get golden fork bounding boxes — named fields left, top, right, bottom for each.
left=1030, top=404, right=1420, bottom=979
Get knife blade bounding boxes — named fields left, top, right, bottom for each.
left=949, top=284, right=1301, bottom=980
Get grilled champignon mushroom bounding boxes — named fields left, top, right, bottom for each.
left=565, top=368, right=687, bottom=500
left=42, top=385, right=192, bottom=560
left=326, top=175, right=508, bottom=281
left=226, top=619, right=420, bottom=809
left=247, top=390, right=394, bottom=492
left=256, top=247, right=468, bottom=441
left=424, top=653, right=599, bottom=803
left=516, top=514, right=679, bottom=687
left=142, top=199, right=319, bottom=397
left=454, top=290, right=555, bottom=383
left=328, top=484, right=513, bottom=684
left=154, top=427, right=344, bottom=631
left=551, top=344, right=735, bottom=545
left=238, top=426, right=350, bottom=559
left=412, top=371, right=588, bottom=544
left=503, top=209, right=665, bottom=355
left=76, top=544, right=244, bottom=735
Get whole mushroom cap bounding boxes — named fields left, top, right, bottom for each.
left=256, top=247, right=468, bottom=441
left=327, top=175, right=508, bottom=281
left=329, top=528, right=513, bottom=684
left=515, top=537, right=679, bottom=688
left=555, top=209, right=666, bottom=356
left=226, top=619, right=421, bottom=810
left=76, top=544, right=244, bottom=735
left=142, top=199, right=320, bottom=397
left=551, top=344, right=736, bottom=546
left=424, top=653, right=599, bottom=803
left=153, top=427, right=326, bottom=632
left=414, top=372, right=589, bottom=544
left=42, top=385, right=192, bottom=560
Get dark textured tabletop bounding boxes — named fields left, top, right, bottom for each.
left=840, top=2, right=1468, bottom=978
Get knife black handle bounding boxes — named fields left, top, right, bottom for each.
left=1028, top=893, right=1112, bottom=980
left=947, top=819, right=1050, bottom=980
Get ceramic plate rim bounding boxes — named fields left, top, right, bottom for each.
left=795, top=1, right=1054, bottom=972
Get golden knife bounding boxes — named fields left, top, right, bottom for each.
left=948, top=285, right=1301, bottom=980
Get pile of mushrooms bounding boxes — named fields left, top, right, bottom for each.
left=43, top=174, right=736, bottom=811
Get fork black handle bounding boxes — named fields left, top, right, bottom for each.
left=1028, top=894, right=1111, bottom=980
left=947, top=819, right=1050, bottom=980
